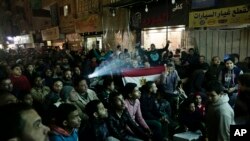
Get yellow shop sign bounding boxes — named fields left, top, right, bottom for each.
left=189, top=5, right=250, bottom=28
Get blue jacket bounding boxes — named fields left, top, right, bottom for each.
left=50, top=127, right=78, bottom=141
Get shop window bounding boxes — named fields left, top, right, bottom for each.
left=64, top=5, right=69, bottom=16
left=60, top=5, right=71, bottom=16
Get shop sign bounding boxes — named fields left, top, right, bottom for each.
left=75, top=14, right=102, bottom=33
left=66, top=33, right=82, bottom=42
left=141, top=12, right=168, bottom=27
left=14, top=34, right=34, bottom=44
left=41, top=26, right=60, bottom=41
left=168, top=1, right=188, bottom=26
left=172, top=3, right=183, bottom=12
left=131, top=0, right=188, bottom=28
left=189, top=5, right=250, bottom=28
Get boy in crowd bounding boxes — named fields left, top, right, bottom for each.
left=49, top=103, right=81, bottom=141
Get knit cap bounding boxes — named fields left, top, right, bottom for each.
left=61, top=86, right=74, bottom=101
left=224, top=54, right=235, bottom=63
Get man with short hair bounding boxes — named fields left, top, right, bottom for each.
left=108, top=91, right=151, bottom=141
left=50, top=103, right=81, bottom=141
left=206, top=80, right=235, bottom=141
left=75, top=78, right=99, bottom=109
left=80, top=100, right=119, bottom=141
left=0, top=103, right=50, bottom=141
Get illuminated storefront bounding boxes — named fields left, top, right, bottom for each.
left=130, top=0, right=188, bottom=52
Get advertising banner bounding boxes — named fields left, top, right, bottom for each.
left=75, top=14, right=102, bottom=33
left=41, top=26, right=60, bottom=41
left=189, top=5, right=250, bottom=28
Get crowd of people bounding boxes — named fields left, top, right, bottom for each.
left=0, top=41, right=250, bottom=141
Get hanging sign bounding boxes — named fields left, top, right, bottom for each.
left=75, top=14, right=102, bottom=33
left=41, top=26, right=60, bottom=41
left=189, top=5, right=250, bottom=28
left=14, top=34, right=34, bottom=44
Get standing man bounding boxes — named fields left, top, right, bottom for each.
left=206, top=80, right=235, bottom=141
left=146, top=41, right=170, bottom=66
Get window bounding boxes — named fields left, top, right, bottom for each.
left=60, top=5, right=71, bottom=16
left=64, top=5, right=69, bottom=16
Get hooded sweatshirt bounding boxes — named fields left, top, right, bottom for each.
left=206, top=94, right=235, bottom=141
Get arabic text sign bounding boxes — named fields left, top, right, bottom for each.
left=14, top=34, right=34, bottom=44
left=75, top=14, right=102, bottom=33
left=189, top=5, right=250, bottom=28
left=41, top=27, right=60, bottom=41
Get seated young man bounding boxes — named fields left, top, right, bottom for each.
left=107, top=91, right=151, bottom=141
left=0, top=103, right=50, bottom=141
left=49, top=103, right=81, bottom=141
left=80, top=100, right=119, bottom=141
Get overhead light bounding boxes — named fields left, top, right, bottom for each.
left=172, top=0, right=175, bottom=4
left=145, top=5, right=148, bottom=12
left=7, top=36, right=14, bottom=41
left=110, top=8, right=116, bottom=17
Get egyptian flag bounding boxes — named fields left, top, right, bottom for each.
left=121, top=66, right=165, bottom=87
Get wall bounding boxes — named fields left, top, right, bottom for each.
left=185, top=28, right=250, bottom=62
left=32, top=17, right=52, bottom=30
left=58, top=0, right=76, bottom=33
left=102, top=8, right=136, bottom=51
left=42, top=0, right=57, bottom=8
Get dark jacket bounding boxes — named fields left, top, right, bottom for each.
left=206, top=63, right=224, bottom=82
left=140, top=92, right=162, bottom=120
left=80, top=119, right=110, bottom=141
left=107, top=109, right=149, bottom=141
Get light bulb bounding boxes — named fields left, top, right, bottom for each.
left=172, top=0, right=175, bottom=4
left=112, top=9, right=115, bottom=17
left=145, top=5, right=148, bottom=12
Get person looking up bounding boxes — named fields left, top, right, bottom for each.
left=49, top=103, right=81, bottom=141
left=0, top=103, right=50, bottom=141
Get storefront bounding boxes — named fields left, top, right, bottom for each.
left=65, top=33, right=83, bottom=51
left=75, top=14, right=103, bottom=51
left=13, top=34, right=35, bottom=49
left=83, top=32, right=103, bottom=51
left=130, top=0, right=188, bottom=52
left=41, top=26, right=63, bottom=49
left=187, top=4, right=250, bottom=61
